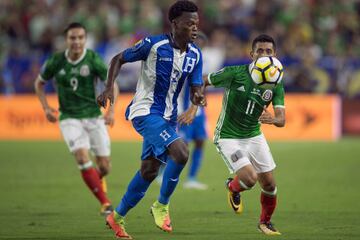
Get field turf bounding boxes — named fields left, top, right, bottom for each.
left=1, top=138, right=359, bottom=239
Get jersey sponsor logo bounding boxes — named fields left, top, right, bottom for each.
left=159, top=57, right=173, bottom=62
left=251, top=88, right=261, bottom=96
left=261, top=89, right=273, bottom=102
left=237, top=86, right=245, bottom=92
left=80, top=65, right=90, bottom=77
left=183, top=57, right=196, bottom=73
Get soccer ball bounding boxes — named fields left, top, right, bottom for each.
left=249, top=56, right=284, bottom=89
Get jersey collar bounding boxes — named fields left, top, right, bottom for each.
left=167, top=33, right=190, bottom=53
left=65, top=48, right=87, bottom=65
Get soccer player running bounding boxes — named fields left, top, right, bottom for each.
left=180, top=34, right=285, bottom=235
left=97, top=1, right=205, bottom=239
left=34, top=22, right=118, bottom=216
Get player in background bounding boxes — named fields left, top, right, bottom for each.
left=179, top=34, right=285, bottom=235
left=34, top=22, right=118, bottom=216
left=178, top=31, right=208, bottom=190
left=97, top=1, right=205, bottom=239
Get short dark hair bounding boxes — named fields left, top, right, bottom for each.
left=168, top=0, right=198, bottom=22
left=64, top=22, right=86, bottom=36
left=252, top=34, right=276, bottom=51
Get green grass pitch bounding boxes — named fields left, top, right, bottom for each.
left=1, top=138, right=360, bottom=239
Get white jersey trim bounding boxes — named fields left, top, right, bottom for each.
left=163, top=49, right=186, bottom=120
left=127, top=39, right=169, bottom=120
left=65, top=49, right=87, bottom=65
left=273, top=105, right=285, bottom=108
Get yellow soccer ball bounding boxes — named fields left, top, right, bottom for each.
left=250, top=56, right=284, bottom=89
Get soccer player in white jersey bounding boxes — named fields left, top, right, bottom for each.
left=97, top=1, right=205, bottom=239
left=34, top=22, right=118, bottom=216
left=180, top=34, right=285, bottom=235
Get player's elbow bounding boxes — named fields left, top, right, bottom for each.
left=275, top=119, right=285, bottom=127
left=111, top=52, right=125, bottom=65
left=34, top=77, right=44, bottom=92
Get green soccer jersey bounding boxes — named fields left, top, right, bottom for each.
left=208, top=64, right=285, bottom=140
left=40, top=49, right=107, bottom=120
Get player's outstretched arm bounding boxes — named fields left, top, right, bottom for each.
left=34, top=76, right=58, bottom=123
left=259, top=107, right=285, bottom=127
left=97, top=52, right=126, bottom=108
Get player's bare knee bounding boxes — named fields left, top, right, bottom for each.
left=237, top=171, right=257, bottom=189
left=242, top=177, right=257, bottom=189
left=75, top=157, right=89, bottom=165
left=176, top=147, right=189, bottom=165
left=140, top=160, right=160, bottom=181
left=168, top=140, right=189, bottom=165
left=74, top=149, right=89, bottom=165
left=172, top=144, right=189, bottom=165
left=98, top=165, right=110, bottom=177
left=96, top=157, right=110, bottom=176
left=140, top=167, right=158, bottom=181
left=262, top=182, right=276, bottom=193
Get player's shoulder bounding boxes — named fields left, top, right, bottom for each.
left=85, top=48, right=100, bottom=59
left=44, top=51, right=66, bottom=67
left=141, top=34, right=168, bottom=46
left=223, top=64, right=246, bottom=73
left=48, top=51, right=66, bottom=61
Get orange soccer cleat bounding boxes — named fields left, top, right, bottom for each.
left=106, top=212, right=132, bottom=239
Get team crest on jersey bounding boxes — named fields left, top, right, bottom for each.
left=261, top=89, right=273, bottom=102
left=80, top=65, right=90, bottom=77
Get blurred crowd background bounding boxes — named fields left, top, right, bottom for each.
left=1, top=0, right=360, bottom=98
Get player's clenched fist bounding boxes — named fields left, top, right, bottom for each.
left=97, top=88, right=114, bottom=108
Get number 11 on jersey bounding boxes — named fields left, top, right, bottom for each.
left=245, top=100, right=255, bottom=115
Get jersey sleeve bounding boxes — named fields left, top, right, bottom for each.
left=208, top=66, right=236, bottom=88
left=39, top=55, right=57, bottom=81
left=188, top=51, right=203, bottom=86
left=93, top=52, right=108, bottom=81
left=272, top=82, right=285, bottom=108
left=122, top=37, right=153, bottom=62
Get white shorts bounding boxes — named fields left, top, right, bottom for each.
left=214, top=134, right=276, bottom=174
left=59, top=117, right=110, bottom=156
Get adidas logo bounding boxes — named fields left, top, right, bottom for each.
left=59, top=69, right=66, bottom=75
left=237, top=86, right=245, bottom=92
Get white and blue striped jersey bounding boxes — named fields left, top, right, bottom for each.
left=123, top=34, right=203, bottom=122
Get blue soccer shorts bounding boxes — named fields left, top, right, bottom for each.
left=132, top=114, right=180, bottom=163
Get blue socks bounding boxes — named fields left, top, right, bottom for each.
left=115, top=158, right=186, bottom=216
left=158, top=158, right=185, bottom=205
left=188, top=147, right=203, bottom=180
left=116, top=171, right=151, bottom=216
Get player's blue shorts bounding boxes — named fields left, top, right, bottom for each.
left=178, top=115, right=207, bottom=143
left=132, top=114, right=180, bottom=163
